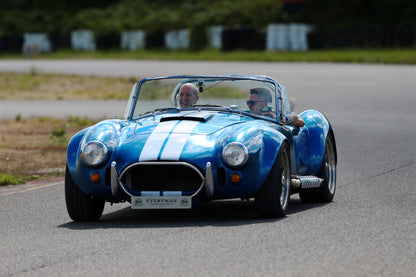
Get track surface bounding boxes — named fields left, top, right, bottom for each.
left=0, top=61, right=415, bottom=276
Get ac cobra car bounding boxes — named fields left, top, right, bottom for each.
left=65, top=74, right=337, bottom=221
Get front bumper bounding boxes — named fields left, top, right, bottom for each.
left=111, top=161, right=214, bottom=205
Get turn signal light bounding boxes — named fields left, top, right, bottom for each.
left=231, top=173, right=240, bottom=184
left=91, top=173, right=100, bottom=183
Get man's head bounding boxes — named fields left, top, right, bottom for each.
left=247, top=88, right=272, bottom=115
left=179, top=83, right=199, bottom=108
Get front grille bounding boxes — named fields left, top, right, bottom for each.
left=119, top=162, right=204, bottom=194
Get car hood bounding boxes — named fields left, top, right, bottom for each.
left=114, top=111, right=259, bottom=167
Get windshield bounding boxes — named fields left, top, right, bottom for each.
left=129, top=76, right=278, bottom=120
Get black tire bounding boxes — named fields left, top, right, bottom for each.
left=255, top=143, right=291, bottom=218
left=299, top=132, right=336, bottom=203
left=65, top=164, right=105, bottom=221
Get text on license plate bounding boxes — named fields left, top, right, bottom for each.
left=131, top=196, right=191, bottom=209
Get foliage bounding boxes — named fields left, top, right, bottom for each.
left=0, top=173, right=24, bottom=186
left=0, top=0, right=284, bottom=36
left=306, top=0, right=416, bottom=29
left=50, top=127, right=67, bottom=145
left=0, top=1, right=414, bottom=48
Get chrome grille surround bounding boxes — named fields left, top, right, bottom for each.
left=118, top=161, right=205, bottom=197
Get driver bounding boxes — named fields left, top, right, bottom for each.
left=179, top=83, right=199, bottom=108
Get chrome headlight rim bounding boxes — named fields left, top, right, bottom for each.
left=81, top=140, right=108, bottom=167
left=222, top=142, right=249, bottom=168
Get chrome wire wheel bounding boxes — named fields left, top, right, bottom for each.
left=280, top=148, right=290, bottom=211
left=324, top=136, right=336, bottom=195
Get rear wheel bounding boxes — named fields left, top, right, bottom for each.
left=255, top=143, right=290, bottom=218
left=299, top=132, right=336, bottom=202
left=65, top=165, right=105, bottom=221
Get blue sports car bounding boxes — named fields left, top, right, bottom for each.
left=65, top=75, right=337, bottom=221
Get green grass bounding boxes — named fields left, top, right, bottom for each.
left=1, top=48, right=415, bottom=64
left=0, top=173, right=24, bottom=186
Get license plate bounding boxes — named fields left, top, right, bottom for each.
left=131, top=196, right=192, bottom=209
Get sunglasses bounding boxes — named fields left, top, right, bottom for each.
left=246, top=100, right=266, bottom=106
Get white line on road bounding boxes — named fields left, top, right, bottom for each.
left=0, top=180, right=62, bottom=197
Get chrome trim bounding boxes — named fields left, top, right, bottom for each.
left=110, top=161, right=121, bottom=197
left=291, top=175, right=323, bottom=189
left=205, top=162, right=214, bottom=198
left=280, top=147, right=290, bottom=211
left=118, top=161, right=205, bottom=198
left=290, top=177, right=302, bottom=189
left=325, top=136, right=337, bottom=194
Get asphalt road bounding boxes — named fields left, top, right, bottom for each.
left=0, top=60, right=415, bottom=276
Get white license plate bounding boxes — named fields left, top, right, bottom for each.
left=131, top=196, right=191, bottom=209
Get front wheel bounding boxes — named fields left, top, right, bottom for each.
left=65, top=165, right=105, bottom=221
left=299, top=132, right=337, bottom=202
left=255, top=143, right=291, bottom=218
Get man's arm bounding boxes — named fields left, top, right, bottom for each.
left=284, top=112, right=305, bottom=127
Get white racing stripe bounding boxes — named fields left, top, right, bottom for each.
left=139, top=121, right=178, bottom=161
left=160, top=121, right=199, bottom=160
left=139, top=120, right=199, bottom=161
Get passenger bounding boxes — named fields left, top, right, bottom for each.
left=247, top=88, right=276, bottom=118
left=178, top=83, right=199, bottom=108
left=247, top=88, right=305, bottom=127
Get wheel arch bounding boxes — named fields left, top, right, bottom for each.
left=254, top=140, right=291, bottom=218
left=260, top=128, right=290, bottom=180
left=66, top=128, right=88, bottom=172
left=299, top=110, right=336, bottom=175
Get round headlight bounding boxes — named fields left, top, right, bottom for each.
left=82, top=141, right=108, bottom=167
left=222, top=142, right=248, bottom=168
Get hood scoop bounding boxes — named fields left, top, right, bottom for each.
left=160, top=113, right=214, bottom=123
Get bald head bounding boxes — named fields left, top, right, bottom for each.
left=179, top=83, right=199, bottom=108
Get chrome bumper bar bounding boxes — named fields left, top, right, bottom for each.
left=110, top=161, right=214, bottom=199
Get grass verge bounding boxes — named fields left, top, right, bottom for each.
left=0, top=173, right=24, bottom=186
left=0, top=72, right=135, bottom=100
left=0, top=116, right=99, bottom=185
left=1, top=48, right=415, bottom=64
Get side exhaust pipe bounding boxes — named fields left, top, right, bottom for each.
left=291, top=176, right=323, bottom=189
